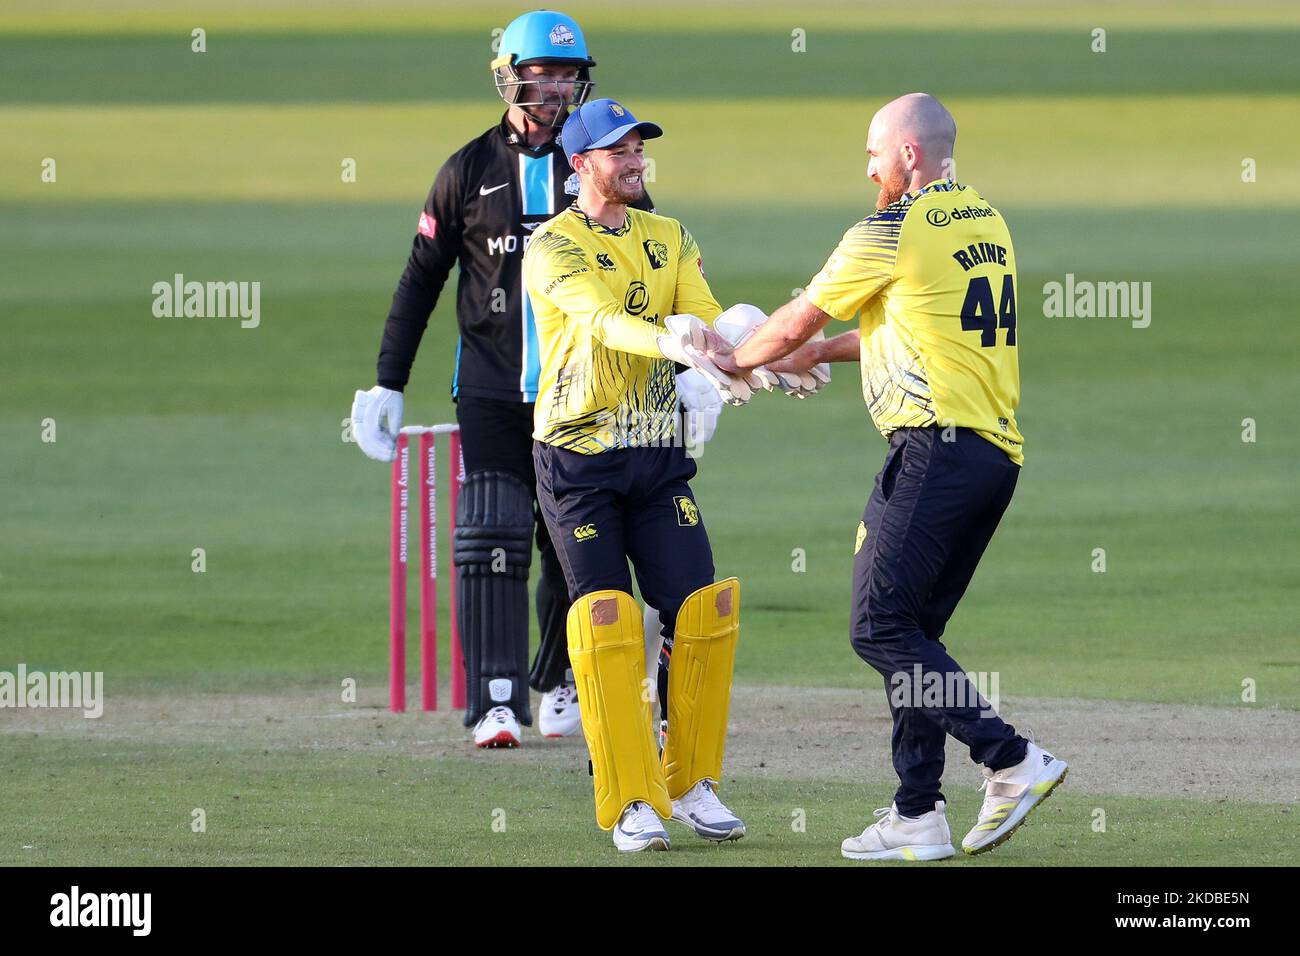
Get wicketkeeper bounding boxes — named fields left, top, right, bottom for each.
left=522, top=97, right=770, bottom=851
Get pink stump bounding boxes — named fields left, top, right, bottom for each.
left=389, top=433, right=409, bottom=712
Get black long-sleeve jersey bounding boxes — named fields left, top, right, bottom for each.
left=376, top=112, right=654, bottom=402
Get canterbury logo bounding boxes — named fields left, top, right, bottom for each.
left=574, top=524, right=598, bottom=541
left=854, top=521, right=868, bottom=555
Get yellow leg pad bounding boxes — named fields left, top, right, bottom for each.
left=567, top=590, right=671, bottom=829
left=662, top=577, right=740, bottom=801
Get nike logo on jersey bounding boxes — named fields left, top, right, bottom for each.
left=479, top=183, right=509, bottom=196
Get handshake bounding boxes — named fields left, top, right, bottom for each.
left=656, top=304, right=831, bottom=407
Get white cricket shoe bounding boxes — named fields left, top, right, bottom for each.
left=613, top=801, right=670, bottom=852
left=841, top=801, right=956, bottom=861
left=473, top=705, right=521, bottom=749
left=538, top=683, right=581, bottom=737
left=670, top=779, right=746, bottom=842
left=961, top=742, right=1068, bottom=855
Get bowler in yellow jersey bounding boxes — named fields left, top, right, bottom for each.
left=712, top=93, right=1068, bottom=861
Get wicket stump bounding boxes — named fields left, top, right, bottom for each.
left=390, top=424, right=465, bottom=712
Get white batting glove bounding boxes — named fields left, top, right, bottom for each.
left=676, top=368, right=723, bottom=447
left=657, top=314, right=752, bottom=406
left=351, top=385, right=405, bottom=461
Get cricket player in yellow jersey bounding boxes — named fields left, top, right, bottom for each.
left=712, top=93, right=1069, bottom=861
left=523, top=97, right=748, bottom=852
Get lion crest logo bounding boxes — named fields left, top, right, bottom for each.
left=643, top=239, right=669, bottom=270
left=675, top=496, right=700, bottom=527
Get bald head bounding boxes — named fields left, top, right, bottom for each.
left=866, top=93, right=957, bottom=209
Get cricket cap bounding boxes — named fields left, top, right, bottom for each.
left=560, top=98, right=662, bottom=156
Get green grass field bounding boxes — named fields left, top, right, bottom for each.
left=7, top=734, right=1292, bottom=867
left=3, top=1, right=1297, bottom=866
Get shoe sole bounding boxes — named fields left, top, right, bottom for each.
left=962, top=763, right=1068, bottom=856
left=475, top=731, right=520, bottom=749
left=540, top=727, right=582, bottom=739
left=841, top=843, right=956, bottom=862
left=670, top=810, right=746, bottom=842
left=615, top=835, right=670, bottom=853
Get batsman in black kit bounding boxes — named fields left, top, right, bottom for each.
left=350, top=11, right=653, bottom=747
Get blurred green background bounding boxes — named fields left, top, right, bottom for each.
left=4, top=0, right=1298, bottom=709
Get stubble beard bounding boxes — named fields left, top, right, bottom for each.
left=593, top=167, right=644, bottom=205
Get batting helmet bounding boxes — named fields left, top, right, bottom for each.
left=491, top=10, right=595, bottom=121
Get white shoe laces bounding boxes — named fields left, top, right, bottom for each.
left=690, top=780, right=724, bottom=809
left=851, top=806, right=896, bottom=841
left=623, top=801, right=659, bottom=828
left=870, top=805, right=895, bottom=827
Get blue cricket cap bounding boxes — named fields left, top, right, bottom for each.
left=560, top=98, right=663, bottom=156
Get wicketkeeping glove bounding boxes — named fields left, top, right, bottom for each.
left=350, top=385, right=405, bottom=461
left=656, top=314, right=752, bottom=406
left=714, top=303, right=830, bottom=399
left=713, top=304, right=786, bottom=393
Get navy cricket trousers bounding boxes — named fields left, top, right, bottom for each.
left=851, top=426, right=1027, bottom=817
left=533, top=440, right=715, bottom=651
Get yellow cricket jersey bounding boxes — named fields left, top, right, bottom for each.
left=523, top=205, right=722, bottom=453
left=805, top=180, right=1024, bottom=464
